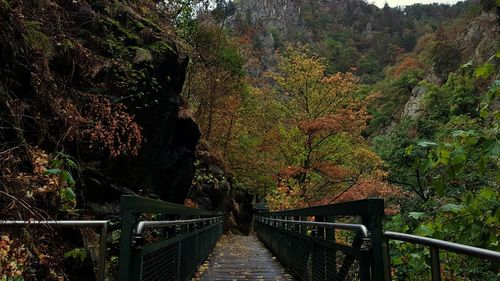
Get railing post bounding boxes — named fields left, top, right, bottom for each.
left=361, top=200, right=385, bottom=281
left=359, top=250, right=371, bottom=281
left=326, top=216, right=337, bottom=280
left=382, top=238, right=392, bottom=281
left=97, top=223, right=108, bottom=281
left=430, top=247, right=441, bottom=281
left=118, top=199, right=136, bottom=281
left=316, top=216, right=326, bottom=281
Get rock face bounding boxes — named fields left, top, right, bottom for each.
left=186, top=143, right=254, bottom=234
left=403, top=85, right=427, bottom=119
left=228, top=0, right=309, bottom=75
left=402, top=70, right=442, bottom=119
left=0, top=1, right=204, bottom=279
left=0, top=0, right=199, bottom=210
left=459, top=12, right=499, bottom=64
left=231, top=0, right=305, bottom=35
left=402, top=10, right=498, bottom=120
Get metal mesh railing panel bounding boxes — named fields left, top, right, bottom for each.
left=294, top=235, right=312, bottom=281
left=312, top=245, right=326, bottom=281
left=326, top=246, right=337, bottom=280
left=256, top=217, right=371, bottom=281
left=179, top=235, right=197, bottom=281
left=336, top=251, right=361, bottom=280
left=139, top=222, right=223, bottom=281
left=197, top=227, right=208, bottom=258
left=142, top=242, right=179, bottom=281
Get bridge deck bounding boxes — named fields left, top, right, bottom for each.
left=193, top=235, right=293, bottom=281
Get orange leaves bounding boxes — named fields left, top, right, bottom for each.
left=330, top=179, right=407, bottom=215
left=0, top=235, right=29, bottom=278
left=321, top=71, right=359, bottom=96
left=262, top=44, right=396, bottom=209
left=297, top=108, right=368, bottom=137
left=49, top=93, right=143, bottom=158
left=393, top=57, right=423, bottom=77
left=184, top=198, right=197, bottom=208
left=81, top=94, right=143, bottom=158
left=266, top=181, right=307, bottom=211
left=312, top=162, right=352, bottom=182
left=277, top=165, right=306, bottom=180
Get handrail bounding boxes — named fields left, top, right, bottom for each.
left=384, top=231, right=500, bottom=261
left=0, top=220, right=109, bottom=281
left=256, top=200, right=386, bottom=280
left=260, top=217, right=370, bottom=239
left=383, top=231, right=500, bottom=281
left=0, top=220, right=109, bottom=226
left=259, top=198, right=384, bottom=217
left=135, top=216, right=224, bottom=236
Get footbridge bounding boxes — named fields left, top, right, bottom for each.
left=2, top=195, right=499, bottom=281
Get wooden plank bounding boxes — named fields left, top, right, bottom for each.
left=194, top=235, right=293, bottom=281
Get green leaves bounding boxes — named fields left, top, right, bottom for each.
left=44, top=168, right=61, bottom=175
left=416, top=141, right=437, bottom=148
left=64, top=248, right=87, bottom=263
left=415, top=224, right=434, bottom=236
left=61, top=170, right=75, bottom=187
left=431, top=177, right=445, bottom=196
left=45, top=152, right=79, bottom=213
left=408, top=212, right=426, bottom=219
left=474, top=63, right=494, bottom=79
left=441, top=203, right=464, bottom=212
left=62, top=188, right=76, bottom=201
left=449, top=146, right=466, bottom=165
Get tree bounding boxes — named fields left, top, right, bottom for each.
left=183, top=17, right=245, bottom=146
left=266, top=45, right=388, bottom=208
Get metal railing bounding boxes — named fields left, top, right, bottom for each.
left=383, top=231, right=500, bottom=281
left=118, top=195, right=224, bottom=281
left=255, top=199, right=385, bottom=281
left=260, top=217, right=370, bottom=238
left=135, top=216, right=223, bottom=236
left=0, top=220, right=109, bottom=281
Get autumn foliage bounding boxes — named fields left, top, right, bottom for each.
left=264, top=45, right=388, bottom=210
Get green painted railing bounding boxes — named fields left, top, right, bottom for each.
left=255, top=199, right=385, bottom=281
left=118, top=195, right=224, bottom=281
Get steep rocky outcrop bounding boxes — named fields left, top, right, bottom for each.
left=402, top=10, right=498, bottom=120
left=228, top=0, right=474, bottom=81
left=0, top=1, right=199, bottom=279
left=402, top=70, right=442, bottom=119
left=458, top=12, right=499, bottom=63
left=0, top=0, right=199, bottom=207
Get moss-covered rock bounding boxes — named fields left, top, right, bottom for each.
left=0, top=1, right=199, bottom=279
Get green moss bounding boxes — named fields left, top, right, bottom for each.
left=102, top=18, right=141, bottom=46
left=148, top=41, right=175, bottom=56
left=60, top=38, right=75, bottom=53
left=137, top=17, right=162, bottom=33
left=129, top=46, right=153, bottom=64
left=23, top=20, right=54, bottom=58
left=0, top=0, right=10, bottom=9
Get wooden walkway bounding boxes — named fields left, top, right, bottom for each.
left=193, top=235, right=293, bottom=281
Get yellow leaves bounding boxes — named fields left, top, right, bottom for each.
left=266, top=181, right=307, bottom=211
left=0, top=235, right=29, bottom=278
left=270, top=44, right=364, bottom=130
left=31, top=147, right=49, bottom=174
left=263, top=44, right=394, bottom=208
